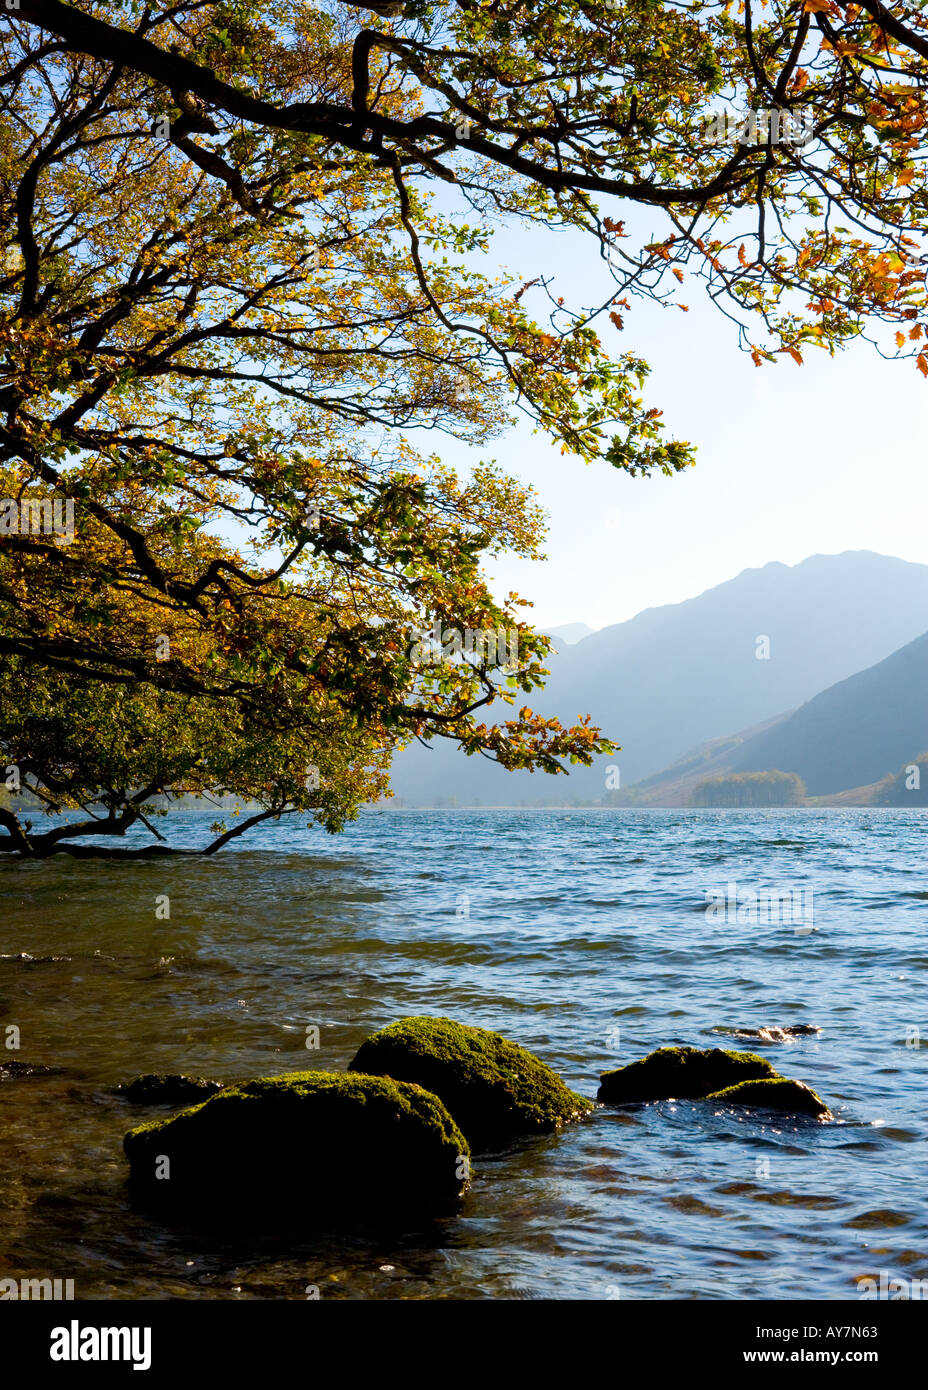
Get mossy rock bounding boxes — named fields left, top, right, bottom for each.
left=348, top=1015, right=593, bottom=1150
left=123, top=1070, right=469, bottom=1229
left=118, top=1073, right=224, bottom=1106
left=706, top=1077, right=832, bottom=1118
left=597, top=1046, right=778, bottom=1104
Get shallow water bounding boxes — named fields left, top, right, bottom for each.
left=1, top=808, right=926, bottom=1299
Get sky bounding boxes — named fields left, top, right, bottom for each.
left=419, top=215, right=928, bottom=633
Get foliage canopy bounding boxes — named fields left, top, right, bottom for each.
left=2, top=0, right=926, bottom=853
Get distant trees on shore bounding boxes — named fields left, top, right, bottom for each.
left=690, top=771, right=806, bottom=808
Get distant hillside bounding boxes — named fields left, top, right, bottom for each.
left=630, top=629, right=928, bottom=804
left=730, top=629, right=928, bottom=794
left=605, top=711, right=793, bottom=806
left=812, top=753, right=928, bottom=806
left=389, top=551, right=928, bottom=804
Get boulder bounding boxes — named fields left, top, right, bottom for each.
left=349, top=1015, right=593, bottom=1149
left=706, top=1077, right=832, bottom=1117
left=123, top=1070, right=469, bottom=1228
left=598, top=1045, right=777, bottom=1104
left=118, top=1073, right=224, bottom=1106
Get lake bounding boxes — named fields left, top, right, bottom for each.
left=1, top=808, right=925, bottom=1299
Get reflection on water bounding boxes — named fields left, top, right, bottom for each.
left=1, top=808, right=926, bottom=1299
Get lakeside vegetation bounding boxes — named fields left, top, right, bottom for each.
left=690, top=772, right=806, bottom=808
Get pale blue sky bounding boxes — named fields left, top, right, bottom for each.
left=429, top=216, right=928, bottom=631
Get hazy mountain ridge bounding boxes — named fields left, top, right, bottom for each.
left=389, top=551, right=928, bottom=806
left=730, top=628, right=928, bottom=795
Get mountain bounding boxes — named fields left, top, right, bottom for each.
left=729, top=628, right=928, bottom=794
left=389, top=551, right=928, bottom=805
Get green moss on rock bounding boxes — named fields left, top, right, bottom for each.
left=348, top=1015, right=593, bottom=1150
left=124, top=1070, right=469, bottom=1228
left=118, top=1073, right=224, bottom=1106
left=706, top=1077, right=832, bottom=1117
left=597, top=1046, right=778, bottom=1104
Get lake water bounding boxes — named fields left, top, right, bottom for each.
left=1, top=808, right=926, bottom=1300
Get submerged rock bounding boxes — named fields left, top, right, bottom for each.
left=123, top=1070, right=469, bottom=1228
left=348, top=1016, right=593, bottom=1150
left=0, top=1061, right=55, bottom=1080
left=713, top=1025, right=822, bottom=1043
left=597, top=1046, right=777, bottom=1104
left=118, top=1073, right=224, bottom=1106
left=706, top=1077, right=832, bottom=1118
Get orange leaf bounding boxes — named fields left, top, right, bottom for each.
left=609, top=311, right=624, bottom=330
left=896, top=331, right=906, bottom=348
left=672, top=268, right=684, bottom=283
left=918, top=355, right=928, bottom=378
left=786, top=347, right=803, bottom=365
left=896, top=168, right=917, bottom=187
left=910, top=324, right=923, bottom=340
left=738, top=243, right=747, bottom=267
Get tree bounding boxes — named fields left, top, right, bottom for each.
left=2, top=1, right=927, bottom=855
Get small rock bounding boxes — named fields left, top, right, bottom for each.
left=598, top=1045, right=777, bottom=1104
left=117, top=1073, right=224, bottom=1106
left=714, top=1024, right=822, bottom=1042
left=706, top=1077, right=832, bottom=1118
left=0, top=1061, right=55, bottom=1081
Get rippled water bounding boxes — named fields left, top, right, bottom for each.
left=1, top=808, right=926, bottom=1300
